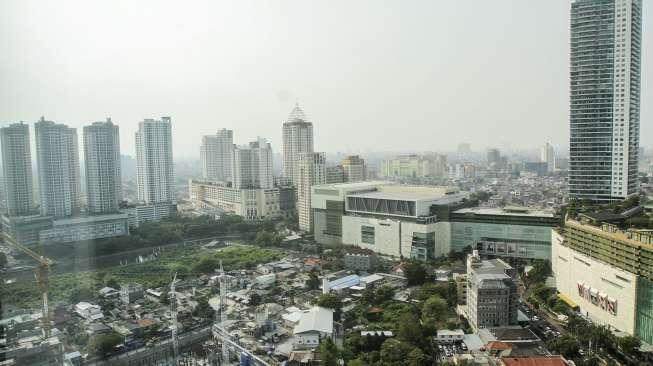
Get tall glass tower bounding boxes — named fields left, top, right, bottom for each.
left=569, top=0, right=642, bottom=202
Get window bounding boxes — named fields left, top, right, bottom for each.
left=361, top=225, right=375, bottom=245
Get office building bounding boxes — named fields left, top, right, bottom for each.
left=382, top=154, right=446, bottom=178
left=83, top=119, right=122, bottom=214
left=1, top=123, right=34, bottom=216
left=39, top=214, right=129, bottom=245
left=552, top=219, right=653, bottom=343
left=188, top=179, right=293, bottom=220
left=123, top=202, right=177, bottom=228
left=466, top=252, right=518, bottom=331
left=325, top=165, right=345, bottom=184
left=35, top=118, right=82, bottom=218
left=232, top=138, right=273, bottom=190
left=200, top=129, right=233, bottom=181
left=341, top=155, right=366, bottom=182
left=135, top=117, right=174, bottom=204
left=539, top=142, right=556, bottom=173
left=297, top=152, right=326, bottom=232
left=282, top=104, right=314, bottom=187
left=569, top=0, right=642, bottom=201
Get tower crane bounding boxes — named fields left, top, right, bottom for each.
left=1, top=234, right=54, bottom=337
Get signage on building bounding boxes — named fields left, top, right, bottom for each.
left=577, top=282, right=617, bottom=315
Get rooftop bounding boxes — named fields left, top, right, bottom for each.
left=500, top=357, right=568, bottom=366
left=348, top=185, right=461, bottom=202
left=293, top=307, right=333, bottom=335
left=454, top=206, right=555, bottom=218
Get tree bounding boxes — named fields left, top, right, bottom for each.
left=0, top=252, right=8, bottom=269
left=398, top=312, right=423, bottom=345
left=404, top=261, right=427, bottom=286
left=87, top=332, right=122, bottom=356
left=249, top=293, right=262, bottom=306
left=380, top=339, right=412, bottom=365
left=348, top=359, right=369, bottom=366
left=547, top=335, right=580, bottom=358
left=314, top=293, right=343, bottom=320
left=319, top=338, right=340, bottom=366
left=407, top=347, right=429, bottom=366
left=617, top=335, right=641, bottom=355
left=422, top=295, right=448, bottom=323
left=306, top=270, right=320, bottom=290
left=160, top=289, right=170, bottom=305
left=105, top=276, right=120, bottom=289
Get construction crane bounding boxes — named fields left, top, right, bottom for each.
left=170, top=272, right=180, bottom=365
left=1, top=234, right=54, bottom=338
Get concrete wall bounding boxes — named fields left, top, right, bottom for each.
left=342, top=216, right=401, bottom=257
left=552, top=230, right=638, bottom=335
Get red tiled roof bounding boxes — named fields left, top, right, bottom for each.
left=486, top=341, right=511, bottom=351
left=501, top=356, right=567, bottom=366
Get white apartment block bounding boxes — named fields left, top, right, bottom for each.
left=200, top=128, right=233, bottom=181
left=1, top=122, right=35, bottom=216
left=135, top=117, right=175, bottom=204
left=188, top=179, right=285, bottom=220
left=233, top=138, right=273, bottom=190
left=35, top=118, right=82, bottom=218
left=297, top=152, right=326, bottom=232
left=539, top=142, right=555, bottom=173
left=282, top=104, right=314, bottom=187
left=84, top=119, right=122, bottom=214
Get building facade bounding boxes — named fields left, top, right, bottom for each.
left=569, top=0, right=642, bottom=201
left=232, top=138, right=273, bottom=190
left=382, top=154, right=446, bottom=178
left=552, top=219, right=653, bottom=343
left=539, top=142, right=556, bottom=173
left=1, top=123, right=35, bottom=216
left=341, top=155, right=366, bottom=182
left=135, top=117, right=175, bottom=204
left=83, top=119, right=122, bottom=214
left=466, top=253, right=518, bottom=331
left=282, top=104, right=314, bottom=187
left=297, top=152, right=326, bottom=232
left=188, top=179, right=292, bottom=220
left=200, top=129, right=233, bottom=181
left=39, top=214, right=129, bottom=244
left=35, top=118, right=82, bottom=218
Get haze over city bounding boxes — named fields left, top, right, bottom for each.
left=1, top=0, right=652, bottom=157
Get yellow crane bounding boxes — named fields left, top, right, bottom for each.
left=2, top=234, right=54, bottom=337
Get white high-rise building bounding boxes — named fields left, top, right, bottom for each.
left=200, top=128, right=233, bottom=181
left=1, top=122, right=35, bottom=216
left=539, top=142, right=556, bottom=173
left=569, top=0, right=642, bottom=201
left=135, top=117, right=175, bottom=204
left=341, top=155, right=366, bottom=182
left=84, top=119, right=122, bottom=214
left=297, top=152, right=326, bottom=232
left=35, top=118, right=82, bottom=218
left=232, top=138, right=273, bottom=190
left=282, top=104, right=314, bottom=187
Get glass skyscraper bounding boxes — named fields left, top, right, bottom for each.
left=569, top=0, right=642, bottom=202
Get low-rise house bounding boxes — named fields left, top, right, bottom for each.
left=120, top=283, right=144, bottom=304
left=74, top=302, right=103, bottom=321
left=86, top=323, right=112, bottom=336
left=344, top=252, right=377, bottom=271
left=436, top=329, right=464, bottom=344
left=303, top=257, right=322, bottom=272
left=98, top=286, right=120, bottom=298
left=292, top=307, right=334, bottom=350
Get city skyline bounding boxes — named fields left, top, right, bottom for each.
left=1, top=1, right=651, bottom=157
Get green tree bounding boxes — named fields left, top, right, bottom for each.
left=105, top=276, right=120, bottom=289
left=249, top=292, right=262, bottom=306
left=398, top=312, right=423, bottom=345
left=314, top=293, right=343, bottom=320
left=617, top=335, right=641, bottom=354
left=306, top=270, right=320, bottom=290
left=319, top=338, right=340, bottom=366
left=160, top=289, right=170, bottom=305
left=406, top=347, right=429, bottom=366
left=0, top=252, right=8, bottom=268
left=380, top=339, right=412, bottom=365
left=87, top=332, right=122, bottom=356
left=404, top=261, right=427, bottom=286
left=422, top=295, right=448, bottom=323
left=547, top=335, right=579, bottom=358
left=348, top=359, right=369, bottom=366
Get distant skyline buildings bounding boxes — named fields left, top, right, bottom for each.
left=297, top=152, right=326, bottom=232
left=232, top=138, right=274, bottom=190
left=1, top=123, right=35, bottom=216
left=540, top=142, right=556, bottom=173
left=200, top=128, right=233, bottom=182
left=35, top=118, right=82, bottom=218
left=135, top=117, right=175, bottom=204
left=83, top=119, right=122, bottom=214
left=569, top=0, right=642, bottom=202
left=282, top=104, right=314, bottom=188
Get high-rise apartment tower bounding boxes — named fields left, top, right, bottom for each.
left=1, top=123, right=34, bottom=216
left=135, top=118, right=175, bottom=204
left=84, top=119, right=122, bottom=214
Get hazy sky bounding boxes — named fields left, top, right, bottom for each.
left=1, top=0, right=651, bottom=158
